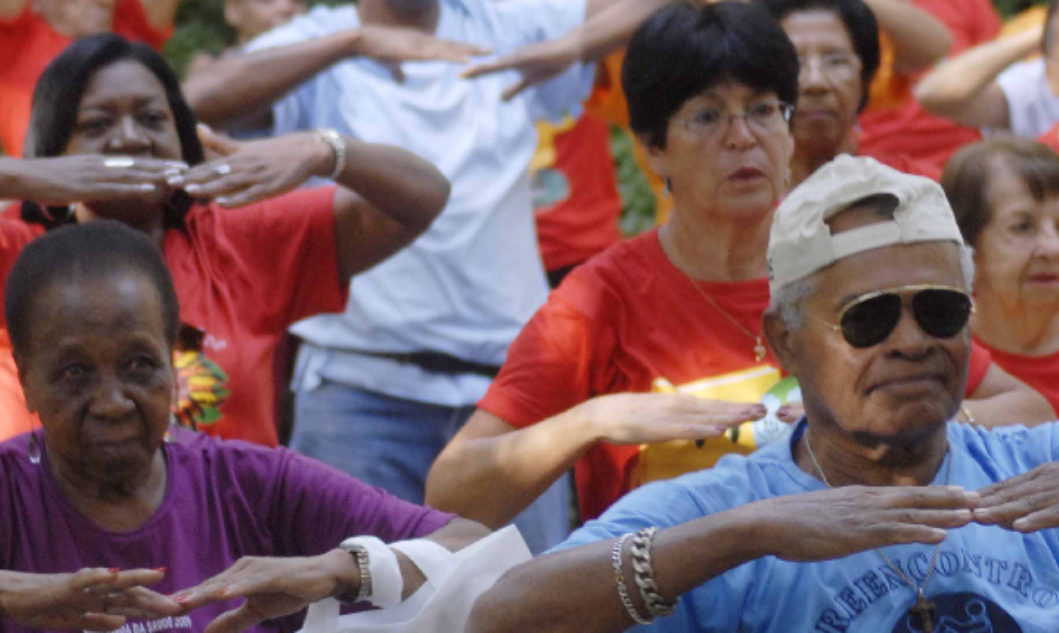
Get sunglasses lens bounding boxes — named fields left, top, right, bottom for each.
left=840, top=294, right=902, bottom=348
left=913, top=289, right=973, bottom=338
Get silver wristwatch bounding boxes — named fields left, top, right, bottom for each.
left=340, top=541, right=373, bottom=603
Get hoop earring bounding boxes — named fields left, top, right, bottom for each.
left=663, top=178, right=673, bottom=198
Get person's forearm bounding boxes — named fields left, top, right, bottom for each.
left=425, top=408, right=601, bottom=528
left=468, top=507, right=770, bottom=633
left=336, top=138, right=449, bottom=235
left=553, top=0, right=670, bottom=65
left=864, top=0, right=951, bottom=75
left=0, top=0, right=26, bottom=19
left=184, top=31, right=362, bottom=127
left=139, top=0, right=180, bottom=31
left=965, top=390, right=1055, bottom=428
left=915, top=27, right=1040, bottom=124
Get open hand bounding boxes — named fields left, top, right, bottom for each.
left=0, top=568, right=180, bottom=631
left=577, top=393, right=766, bottom=446
left=973, top=463, right=1059, bottom=532
left=461, top=38, right=580, bottom=101
left=168, top=127, right=327, bottom=208
left=172, top=550, right=354, bottom=633
left=19, top=155, right=186, bottom=206
left=745, top=485, right=978, bottom=562
left=354, top=26, right=490, bottom=82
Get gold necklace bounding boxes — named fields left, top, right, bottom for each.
left=680, top=271, right=767, bottom=362
left=803, top=430, right=951, bottom=633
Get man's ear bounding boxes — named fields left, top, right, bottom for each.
left=763, top=309, right=800, bottom=377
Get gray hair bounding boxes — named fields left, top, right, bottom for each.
left=770, top=244, right=977, bottom=330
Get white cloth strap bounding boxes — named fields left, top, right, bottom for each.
left=340, top=536, right=403, bottom=608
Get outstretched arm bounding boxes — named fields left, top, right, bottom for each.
left=864, top=0, right=951, bottom=75
left=139, top=0, right=180, bottom=32
left=0, top=0, right=25, bottom=19
left=172, top=127, right=450, bottom=280
left=184, top=27, right=487, bottom=127
left=469, top=485, right=977, bottom=633
left=964, top=363, right=1056, bottom=427
left=0, top=568, right=180, bottom=631
left=914, top=26, right=1041, bottom=130
left=425, top=396, right=765, bottom=528
left=173, top=518, right=489, bottom=633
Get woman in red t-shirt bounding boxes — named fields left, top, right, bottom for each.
left=944, top=136, right=1059, bottom=413
left=0, top=34, right=451, bottom=445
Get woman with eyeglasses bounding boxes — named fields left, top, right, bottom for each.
left=426, top=1, right=1053, bottom=538
left=755, top=0, right=943, bottom=187
left=943, top=137, right=1059, bottom=412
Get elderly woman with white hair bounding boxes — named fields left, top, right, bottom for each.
left=467, top=156, right=1059, bottom=633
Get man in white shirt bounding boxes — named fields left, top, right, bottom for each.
left=183, top=0, right=606, bottom=553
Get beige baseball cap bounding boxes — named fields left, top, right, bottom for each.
left=767, top=155, right=963, bottom=293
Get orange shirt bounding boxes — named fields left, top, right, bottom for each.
left=0, top=0, right=171, bottom=156
left=479, top=229, right=991, bottom=519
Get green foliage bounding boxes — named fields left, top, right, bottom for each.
left=610, top=126, right=656, bottom=237
left=994, top=0, right=1051, bottom=19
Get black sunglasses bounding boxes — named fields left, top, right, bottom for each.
left=808, top=285, right=975, bottom=348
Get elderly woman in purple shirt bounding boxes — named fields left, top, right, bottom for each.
left=0, top=221, right=486, bottom=632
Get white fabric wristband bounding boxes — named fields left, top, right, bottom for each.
left=340, top=536, right=403, bottom=608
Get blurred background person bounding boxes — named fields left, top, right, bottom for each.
left=0, top=0, right=182, bottom=157
left=944, top=136, right=1059, bottom=412
left=916, top=0, right=1059, bottom=139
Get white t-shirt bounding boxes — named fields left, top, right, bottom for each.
left=248, top=0, right=593, bottom=405
left=997, top=58, right=1059, bottom=138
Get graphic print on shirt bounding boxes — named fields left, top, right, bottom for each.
left=172, top=325, right=230, bottom=429
left=811, top=548, right=1059, bottom=633
left=86, top=615, right=194, bottom=633
left=889, top=593, right=1020, bottom=633
left=629, top=368, right=802, bottom=487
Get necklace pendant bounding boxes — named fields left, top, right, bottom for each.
left=753, top=337, right=766, bottom=363
left=909, top=590, right=936, bottom=633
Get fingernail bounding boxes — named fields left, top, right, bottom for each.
left=185, top=185, right=201, bottom=194
left=197, top=123, right=213, bottom=134
left=165, top=161, right=189, bottom=170
left=218, top=588, right=229, bottom=597
left=108, top=568, right=120, bottom=574
left=153, top=567, right=168, bottom=573
left=166, top=176, right=184, bottom=186
left=777, top=405, right=790, bottom=416
left=172, top=594, right=189, bottom=604
left=217, top=197, right=232, bottom=206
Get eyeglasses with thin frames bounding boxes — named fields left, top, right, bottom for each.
left=805, top=284, right=975, bottom=349
left=669, top=100, right=794, bottom=140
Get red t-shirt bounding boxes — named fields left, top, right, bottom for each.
left=858, top=0, right=1001, bottom=174
left=480, top=229, right=992, bottom=520
left=0, top=187, right=346, bottom=446
left=975, top=337, right=1059, bottom=414
left=1039, top=123, right=1059, bottom=153
left=0, top=0, right=172, bottom=156
left=533, top=113, right=623, bottom=272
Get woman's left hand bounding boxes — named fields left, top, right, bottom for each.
left=172, top=550, right=355, bottom=633
left=973, top=463, right=1059, bottom=532
left=0, top=567, right=181, bottom=630
left=168, top=126, right=331, bottom=208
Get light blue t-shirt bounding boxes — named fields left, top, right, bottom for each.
left=247, top=0, right=594, bottom=406
left=559, top=421, right=1059, bottom=632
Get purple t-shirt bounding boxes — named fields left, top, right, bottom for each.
left=0, top=430, right=455, bottom=633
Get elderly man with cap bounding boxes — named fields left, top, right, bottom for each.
left=467, top=155, right=1059, bottom=633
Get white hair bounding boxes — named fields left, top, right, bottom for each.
left=770, top=243, right=977, bottom=330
